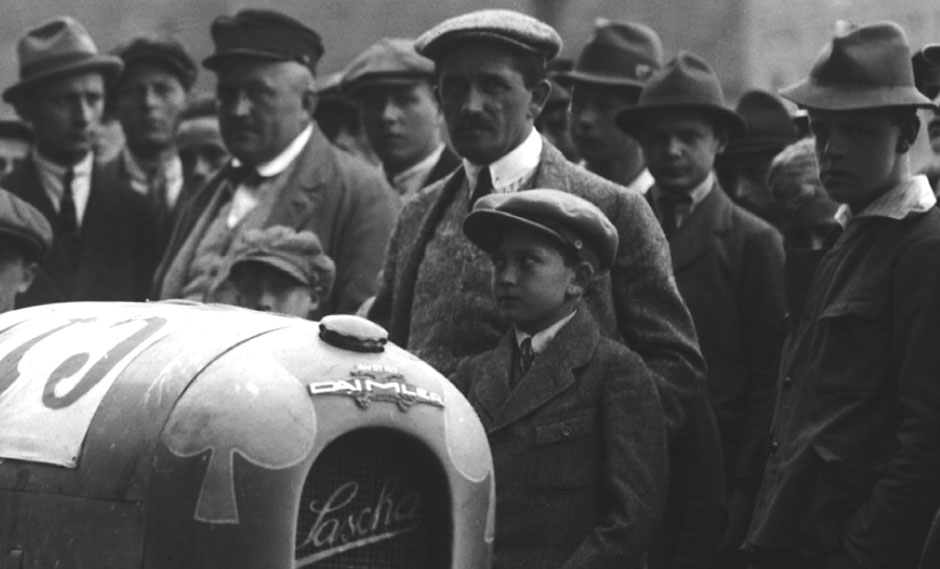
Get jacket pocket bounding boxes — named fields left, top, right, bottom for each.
left=534, top=414, right=598, bottom=489
left=814, top=296, right=890, bottom=393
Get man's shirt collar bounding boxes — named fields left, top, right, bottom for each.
left=627, top=168, right=656, bottom=196
left=387, top=144, right=445, bottom=197
left=231, top=122, right=313, bottom=178
left=835, top=175, right=937, bottom=226
left=464, top=127, right=542, bottom=193
left=120, top=147, right=184, bottom=207
left=513, top=309, right=577, bottom=355
left=33, top=149, right=94, bottom=224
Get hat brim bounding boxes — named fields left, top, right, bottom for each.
left=229, top=255, right=311, bottom=286
left=0, top=228, right=48, bottom=260
left=615, top=102, right=747, bottom=139
left=121, top=50, right=196, bottom=89
left=779, top=79, right=937, bottom=111
left=923, top=43, right=940, bottom=67
left=722, top=134, right=799, bottom=156
left=554, top=70, right=646, bottom=90
left=420, top=31, right=555, bottom=62
left=343, top=73, right=434, bottom=97
left=3, top=55, right=123, bottom=103
left=203, top=49, right=296, bottom=70
left=463, top=209, right=572, bottom=256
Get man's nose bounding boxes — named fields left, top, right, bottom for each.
left=462, top=85, right=486, bottom=114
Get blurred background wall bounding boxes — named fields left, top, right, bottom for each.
left=2, top=0, right=940, bottom=118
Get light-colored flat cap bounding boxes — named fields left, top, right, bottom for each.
left=415, top=9, right=562, bottom=61
left=342, top=38, right=434, bottom=96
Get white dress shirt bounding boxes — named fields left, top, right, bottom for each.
left=33, top=150, right=93, bottom=227
left=464, top=127, right=542, bottom=196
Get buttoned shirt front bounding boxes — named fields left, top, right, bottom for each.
left=33, top=149, right=93, bottom=227
left=464, top=127, right=542, bottom=197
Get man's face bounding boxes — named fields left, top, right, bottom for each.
left=720, top=152, right=776, bottom=220
left=0, top=137, right=30, bottom=177
left=115, top=61, right=188, bottom=156
left=21, top=71, right=104, bottom=164
left=177, top=116, right=229, bottom=189
left=809, top=109, right=904, bottom=208
left=231, top=262, right=317, bottom=318
left=436, top=42, right=548, bottom=164
left=214, top=59, right=312, bottom=166
left=489, top=226, right=580, bottom=335
left=570, top=82, right=641, bottom=167
left=0, top=245, right=36, bottom=313
left=640, top=109, right=725, bottom=193
left=358, top=81, right=442, bottom=174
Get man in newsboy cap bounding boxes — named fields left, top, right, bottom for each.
left=369, top=9, right=705, bottom=443
left=0, top=189, right=52, bottom=313
left=2, top=16, right=158, bottom=307
left=342, top=38, right=459, bottom=199
left=155, top=8, right=397, bottom=318
left=744, top=22, right=940, bottom=569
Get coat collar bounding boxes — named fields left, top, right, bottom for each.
left=669, top=180, right=734, bottom=271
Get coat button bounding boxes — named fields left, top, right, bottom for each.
left=769, top=439, right=780, bottom=453
left=783, top=376, right=794, bottom=388
left=561, top=425, right=572, bottom=437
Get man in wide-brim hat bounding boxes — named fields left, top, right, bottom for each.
left=2, top=16, right=158, bottom=307
left=557, top=19, right=663, bottom=192
left=616, top=51, right=787, bottom=569
left=743, top=22, right=940, bottom=569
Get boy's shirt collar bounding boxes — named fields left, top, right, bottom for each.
left=835, top=174, right=936, bottom=226
left=514, top=309, right=578, bottom=355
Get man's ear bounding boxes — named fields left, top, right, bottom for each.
left=307, top=285, right=322, bottom=317
left=898, top=114, right=921, bottom=153
left=565, top=261, right=595, bottom=299
left=714, top=124, right=729, bottom=154
left=528, top=78, right=552, bottom=120
left=16, top=261, right=37, bottom=294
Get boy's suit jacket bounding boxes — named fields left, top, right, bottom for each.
left=451, top=309, right=668, bottom=569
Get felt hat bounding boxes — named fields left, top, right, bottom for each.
left=0, top=189, right=53, bottom=260
left=614, top=51, right=746, bottom=138
left=342, top=38, right=434, bottom=96
left=203, top=9, right=324, bottom=72
left=463, top=188, right=619, bottom=272
left=723, top=90, right=800, bottom=156
left=782, top=22, right=934, bottom=110
left=114, top=35, right=198, bottom=90
left=415, top=9, right=562, bottom=62
left=3, top=16, right=123, bottom=104
left=228, top=226, right=335, bottom=292
left=555, top=20, right=662, bottom=89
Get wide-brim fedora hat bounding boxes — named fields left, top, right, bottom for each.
left=4, top=16, right=123, bottom=104
left=614, top=51, right=746, bottom=138
left=556, top=19, right=663, bottom=89
left=723, top=90, right=800, bottom=156
left=781, top=22, right=934, bottom=111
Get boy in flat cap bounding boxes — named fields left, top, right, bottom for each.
left=452, top=188, right=667, bottom=569
left=2, top=16, right=157, bottom=306
left=617, top=52, right=787, bottom=565
left=155, top=8, right=396, bottom=319
left=0, top=189, right=52, bottom=313
left=342, top=38, right=459, bottom=199
left=557, top=19, right=662, bottom=193
left=0, top=120, right=32, bottom=178
left=744, top=23, right=940, bottom=569
left=223, top=226, right=334, bottom=319
left=371, top=8, right=705, bottom=441
left=175, top=93, right=230, bottom=198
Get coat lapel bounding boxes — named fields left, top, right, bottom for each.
left=265, top=126, right=329, bottom=228
left=72, top=162, right=116, bottom=295
left=470, top=333, right=515, bottom=425
left=489, top=309, right=599, bottom=433
left=670, top=181, right=733, bottom=272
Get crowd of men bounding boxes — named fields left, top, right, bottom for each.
left=0, top=6, right=939, bottom=569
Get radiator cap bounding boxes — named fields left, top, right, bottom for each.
left=319, top=314, right=388, bottom=353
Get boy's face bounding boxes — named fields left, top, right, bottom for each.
left=489, top=225, right=586, bottom=335
left=0, top=245, right=37, bottom=313
left=230, top=262, right=318, bottom=319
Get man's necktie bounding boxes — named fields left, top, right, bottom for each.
left=519, top=337, right=534, bottom=376
left=658, top=192, right=692, bottom=240
left=59, top=167, right=79, bottom=236
left=470, top=166, right=493, bottom=205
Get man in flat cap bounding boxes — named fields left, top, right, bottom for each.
left=155, top=8, right=397, bottom=318
left=558, top=19, right=662, bottom=192
left=112, top=35, right=197, bottom=252
left=0, top=120, right=33, bottom=178
left=0, top=189, right=52, bottom=313
left=745, top=23, right=940, bottom=569
left=1, top=16, right=157, bottom=307
left=343, top=38, right=459, bottom=199
left=370, top=9, right=705, bottom=438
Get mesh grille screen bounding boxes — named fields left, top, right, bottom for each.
left=295, top=428, right=450, bottom=569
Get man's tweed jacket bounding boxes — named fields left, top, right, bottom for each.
left=450, top=308, right=668, bottom=569
left=370, top=138, right=706, bottom=434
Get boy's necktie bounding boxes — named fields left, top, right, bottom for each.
left=519, top=337, right=534, bottom=376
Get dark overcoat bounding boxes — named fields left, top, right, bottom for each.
left=3, top=155, right=158, bottom=306
left=450, top=308, right=668, bottom=569
left=154, top=125, right=398, bottom=315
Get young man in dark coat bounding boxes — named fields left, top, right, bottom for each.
left=617, top=52, right=787, bottom=568
left=744, top=23, right=940, bottom=569
left=453, top=188, right=668, bottom=569
left=369, top=9, right=705, bottom=438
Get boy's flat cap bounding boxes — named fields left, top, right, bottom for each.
left=114, top=36, right=198, bottom=90
left=415, top=9, right=562, bottom=61
left=463, top=189, right=619, bottom=272
left=0, top=189, right=53, bottom=259
left=228, top=226, right=335, bottom=289
left=342, top=38, right=434, bottom=96
left=203, top=9, right=323, bottom=71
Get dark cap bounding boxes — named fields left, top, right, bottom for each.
left=203, top=9, right=324, bottom=72
left=782, top=22, right=934, bottom=111
left=0, top=188, right=53, bottom=260
left=342, top=38, right=434, bottom=96
left=556, top=19, right=663, bottom=89
left=615, top=51, right=746, bottom=138
left=227, top=226, right=335, bottom=292
left=114, top=35, right=198, bottom=90
left=723, top=90, right=799, bottom=156
left=463, top=189, right=619, bottom=272
left=415, top=9, right=562, bottom=62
